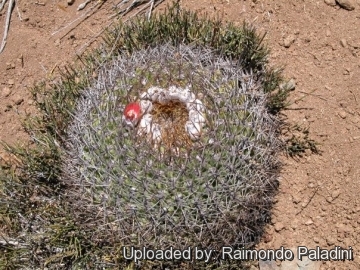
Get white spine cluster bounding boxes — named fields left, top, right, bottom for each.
left=136, top=85, right=206, bottom=141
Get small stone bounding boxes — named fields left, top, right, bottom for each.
left=326, top=237, right=336, bottom=246
left=274, top=222, right=284, bottom=232
left=2, top=87, right=11, bottom=97
left=324, top=0, right=337, bottom=6
left=326, top=29, right=331, bottom=37
left=298, top=258, right=322, bottom=270
left=67, top=0, right=75, bottom=5
left=313, top=237, right=320, bottom=243
left=280, top=79, right=296, bottom=91
left=283, top=35, right=296, bottom=48
left=55, top=39, right=61, bottom=46
left=263, top=232, right=273, bottom=243
left=338, top=110, right=347, bottom=119
left=351, top=117, right=360, bottom=124
left=280, top=260, right=298, bottom=270
left=8, top=79, right=15, bottom=85
left=12, top=95, right=24, bottom=105
left=337, top=224, right=352, bottom=235
left=340, top=38, right=348, bottom=47
left=6, top=62, right=15, bottom=70
left=292, top=194, right=301, bottom=204
left=287, top=79, right=296, bottom=90
left=259, top=259, right=278, bottom=270
left=305, top=219, right=314, bottom=225
left=336, top=0, right=355, bottom=10
left=5, top=104, right=12, bottom=112
left=331, top=189, right=341, bottom=199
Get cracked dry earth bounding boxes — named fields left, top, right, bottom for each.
left=1, top=0, right=360, bottom=269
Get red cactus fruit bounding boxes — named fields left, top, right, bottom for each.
left=123, top=102, right=141, bottom=127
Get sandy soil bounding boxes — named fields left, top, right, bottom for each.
left=0, top=0, right=359, bottom=269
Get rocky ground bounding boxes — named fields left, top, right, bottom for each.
left=0, top=0, right=360, bottom=269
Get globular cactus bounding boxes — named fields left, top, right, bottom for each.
left=64, top=42, right=280, bottom=256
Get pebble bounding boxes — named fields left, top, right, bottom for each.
left=337, top=223, right=352, bottom=234
left=2, top=87, right=12, bottom=97
left=274, top=222, right=285, bottom=232
left=336, top=0, right=355, bottom=10
left=305, top=219, right=314, bottom=226
left=259, top=259, right=278, bottom=270
left=263, top=232, right=273, bottom=243
left=283, top=34, right=296, bottom=48
left=5, top=104, right=12, bottom=112
left=324, top=0, right=337, bottom=6
left=8, top=79, right=15, bottom=85
left=55, top=39, right=61, bottom=46
left=338, top=110, right=347, bottom=119
left=67, top=0, right=75, bottom=5
left=326, top=237, right=336, bottom=246
left=280, top=249, right=321, bottom=270
left=292, top=194, right=301, bottom=204
left=6, top=62, right=15, bottom=70
left=331, top=189, right=341, bottom=199
left=12, top=95, right=24, bottom=105
left=280, top=78, right=296, bottom=91
left=340, top=38, right=348, bottom=47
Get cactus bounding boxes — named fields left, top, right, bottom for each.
left=0, top=3, right=286, bottom=268
left=64, top=43, right=280, bottom=255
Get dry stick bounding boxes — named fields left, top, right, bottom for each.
left=295, top=186, right=319, bottom=216
left=76, top=0, right=164, bottom=55
left=298, top=90, right=327, bottom=101
left=0, top=0, right=14, bottom=54
left=117, top=0, right=148, bottom=15
left=77, top=0, right=92, bottom=11
left=147, top=0, right=155, bottom=20
left=0, top=0, right=8, bottom=12
left=286, top=88, right=318, bottom=106
left=76, top=20, right=115, bottom=55
left=51, top=0, right=104, bottom=40
left=16, top=4, right=22, bottom=21
left=350, top=90, right=357, bottom=104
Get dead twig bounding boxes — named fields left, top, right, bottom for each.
left=52, top=0, right=104, bottom=40
left=0, top=0, right=8, bottom=12
left=298, top=90, right=327, bottom=101
left=116, top=0, right=158, bottom=17
left=77, top=0, right=165, bottom=55
left=0, top=0, right=15, bottom=54
left=147, top=0, right=155, bottom=20
left=77, top=0, right=91, bottom=11
left=16, top=4, right=22, bottom=20
left=295, top=186, right=319, bottom=216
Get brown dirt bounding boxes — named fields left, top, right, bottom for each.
left=1, top=0, right=359, bottom=269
